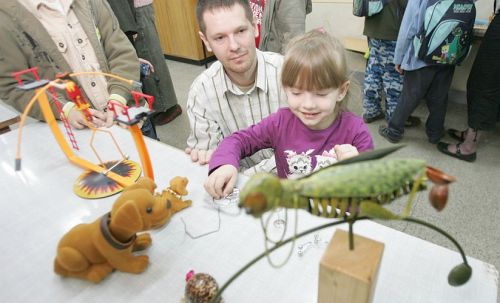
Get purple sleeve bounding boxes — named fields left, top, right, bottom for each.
left=352, top=119, right=375, bottom=152
left=208, top=112, right=279, bottom=175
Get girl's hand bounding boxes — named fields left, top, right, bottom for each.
left=334, top=144, right=359, bottom=161
left=204, top=164, right=238, bottom=199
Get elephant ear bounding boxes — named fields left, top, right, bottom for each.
left=169, top=176, right=188, bottom=196
left=112, top=200, right=144, bottom=234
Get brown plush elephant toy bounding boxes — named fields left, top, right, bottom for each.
left=54, top=176, right=192, bottom=283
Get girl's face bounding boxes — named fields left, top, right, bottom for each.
left=285, top=82, right=349, bottom=130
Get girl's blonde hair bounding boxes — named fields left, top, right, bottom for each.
left=281, top=30, right=352, bottom=112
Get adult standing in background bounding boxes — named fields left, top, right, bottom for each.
left=105, top=0, right=137, bottom=44
left=250, top=0, right=312, bottom=54
left=0, top=0, right=139, bottom=130
left=185, top=0, right=286, bottom=175
left=105, top=0, right=158, bottom=139
left=437, top=2, right=500, bottom=162
left=107, top=0, right=182, bottom=126
left=134, top=0, right=182, bottom=126
left=362, top=0, right=420, bottom=126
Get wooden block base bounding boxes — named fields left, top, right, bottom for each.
left=318, top=229, right=384, bottom=303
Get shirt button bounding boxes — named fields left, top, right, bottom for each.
left=91, top=81, right=96, bottom=87
left=77, top=38, right=83, bottom=44
left=67, top=23, right=72, bottom=28
left=58, top=42, right=64, bottom=48
left=81, top=55, right=85, bottom=60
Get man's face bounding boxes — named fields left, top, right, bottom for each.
left=199, top=4, right=258, bottom=80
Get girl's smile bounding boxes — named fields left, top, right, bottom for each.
left=285, top=84, right=348, bottom=130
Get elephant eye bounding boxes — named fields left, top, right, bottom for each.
left=146, top=207, right=153, bottom=214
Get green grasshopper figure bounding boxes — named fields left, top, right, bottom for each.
left=239, top=145, right=452, bottom=220
left=238, top=145, right=472, bottom=286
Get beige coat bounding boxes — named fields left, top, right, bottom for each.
left=259, top=0, right=312, bottom=54
left=0, top=0, right=139, bottom=120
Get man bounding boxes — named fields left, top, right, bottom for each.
left=0, top=0, right=140, bottom=130
left=186, top=0, right=286, bottom=175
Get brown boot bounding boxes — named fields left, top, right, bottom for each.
left=153, top=105, right=182, bottom=126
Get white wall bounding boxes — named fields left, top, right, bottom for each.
left=306, top=0, right=495, bottom=96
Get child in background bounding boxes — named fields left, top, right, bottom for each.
left=204, top=31, right=374, bottom=199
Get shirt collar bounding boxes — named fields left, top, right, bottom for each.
left=221, top=49, right=268, bottom=96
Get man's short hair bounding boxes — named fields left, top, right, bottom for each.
left=196, top=0, right=254, bottom=34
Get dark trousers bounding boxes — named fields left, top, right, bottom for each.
left=135, top=4, right=178, bottom=112
left=467, top=14, right=500, bottom=131
left=387, top=65, right=455, bottom=141
left=141, top=118, right=159, bottom=140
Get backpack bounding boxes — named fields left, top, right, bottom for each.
left=353, top=0, right=392, bottom=17
left=413, top=0, right=476, bottom=65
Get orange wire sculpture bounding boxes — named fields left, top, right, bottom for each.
left=13, top=67, right=155, bottom=195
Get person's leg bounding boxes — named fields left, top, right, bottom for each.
left=380, top=40, right=403, bottom=121
left=135, top=4, right=181, bottom=125
left=423, top=65, right=455, bottom=144
left=438, top=14, right=500, bottom=160
left=467, top=15, right=500, bottom=133
left=362, top=38, right=385, bottom=122
left=379, top=67, right=428, bottom=142
left=141, top=118, right=159, bottom=140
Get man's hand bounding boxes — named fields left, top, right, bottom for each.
left=334, top=144, right=359, bottom=161
left=67, top=108, right=113, bottom=129
left=395, top=64, right=405, bottom=75
left=204, top=164, right=238, bottom=199
left=185, top=147, right=214, bottom=165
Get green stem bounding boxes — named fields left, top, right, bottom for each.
left=210, top=216, right=470, bottom=302
left=210, top=217, right=369, bottom=303
left=403, top=217, right=469, bottom=265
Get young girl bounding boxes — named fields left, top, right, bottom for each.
left=205, top=31, right=374, bottom=199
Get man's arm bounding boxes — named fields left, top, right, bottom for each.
left=185, top=83, right=224, bottom=164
